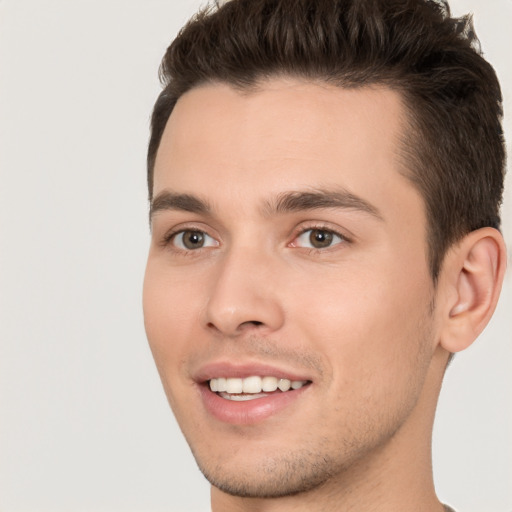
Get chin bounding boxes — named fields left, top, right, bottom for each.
left=196, top=450, right=342, bottom=499
left=183, top=425, right=375, bottom=501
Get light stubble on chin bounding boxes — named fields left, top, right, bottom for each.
left=194, top=444, right=344, bottom=499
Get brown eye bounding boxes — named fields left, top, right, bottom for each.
left=309, top=229, right=334, bottom=248
left=172, top=230, right=217, bottom=250
left=294, top=228, right=344, bottom=249
left=183, top=231, right=204, bottom=249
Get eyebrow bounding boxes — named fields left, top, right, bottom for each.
left=150, top=191, right=211, bottom=219
left=149, top=187, right=383, bottom=221
left=264, top=188, right=384, bottom=220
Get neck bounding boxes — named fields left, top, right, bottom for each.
left=211, top=349, right=449, bottom=512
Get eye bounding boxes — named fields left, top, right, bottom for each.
left=171, top=230, right=218, bottom=250
left=293, top=228, right=344, bottom=249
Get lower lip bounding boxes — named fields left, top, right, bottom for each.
left=198, top=384, right=310, bottom=425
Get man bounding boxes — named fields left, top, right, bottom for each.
left=142, top=0, right=507, bottom=510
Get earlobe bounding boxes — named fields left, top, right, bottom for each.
left=439, top=227, right=507, bottom=353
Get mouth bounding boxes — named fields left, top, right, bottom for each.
left=208, top=376, right=311, bottom=401
left=195, top=365, right=313, bottom=424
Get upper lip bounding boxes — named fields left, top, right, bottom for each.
left=193, top=361, right=313, bottom=384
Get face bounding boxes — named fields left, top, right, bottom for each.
left=143, top=79, right=440, bottom=498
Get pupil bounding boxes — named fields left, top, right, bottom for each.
left=310, top=229, right=333, bottom=248
left=184, top=231, right=204, bottom=249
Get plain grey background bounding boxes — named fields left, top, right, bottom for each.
left=0, top=1, right=510, bottom=511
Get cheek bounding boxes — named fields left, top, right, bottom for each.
left=143, top=263, right=207, bottom=417
left=143, top=262, right=200, bottom=369
left=290, top=262, right=433, bottom=390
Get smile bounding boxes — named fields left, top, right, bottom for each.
left=209, top=376, right=309, bottom=397
left=195, top=363, right=313, bottom=424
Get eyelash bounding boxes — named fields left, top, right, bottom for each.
left=290, top=224, right=351, bottom=251
left=160, top=225, right=213, bottom=250
left=160, top=224, right=351, bottom=254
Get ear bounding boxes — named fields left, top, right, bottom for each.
left=438, top=227, right=507, bottom=353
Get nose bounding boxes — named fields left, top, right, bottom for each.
left=203, top=247, right=285, bottom=337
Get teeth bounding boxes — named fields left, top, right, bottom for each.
left=278, top=379, right=291, bottom=391
left=262, top=376, right=278, bottom=392
left=219, top=392, right=268, bottom=401
left=216, top=377, right=227, bottom=392
left=242, top=375, right=262, bottom=393
left=209, top=376, right=308, bottom=394
left=226, top=377, right=243, bottom=393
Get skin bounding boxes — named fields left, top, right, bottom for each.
left=143, top=79, right=506, bottom=511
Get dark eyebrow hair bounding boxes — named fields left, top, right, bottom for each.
left=150, top=191, right=211, bottom=219
left=264, top=188, right=383, bottom=220
left=149, top=187, right=383, bottom=223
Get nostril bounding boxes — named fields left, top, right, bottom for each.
left=243, top=320, right=263, bottom=327
left=206, top=320, right=264, bottom=335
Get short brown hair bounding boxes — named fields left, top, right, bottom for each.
left=147, top=0, right=505, bottom=280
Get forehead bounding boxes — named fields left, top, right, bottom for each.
left=153, top=79, right=422, bottom=226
